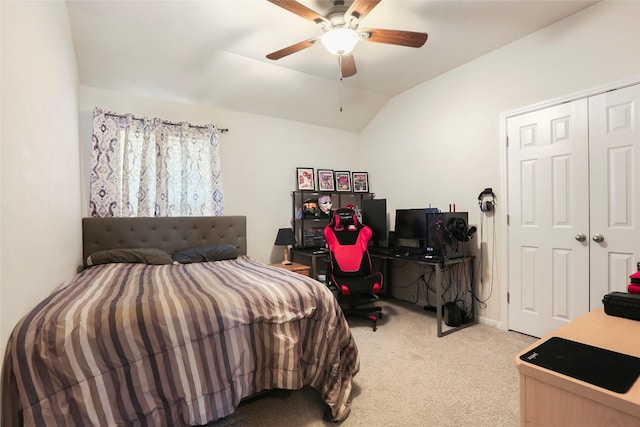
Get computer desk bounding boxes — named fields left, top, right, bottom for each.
left=370, top=250, right=475, bottom=337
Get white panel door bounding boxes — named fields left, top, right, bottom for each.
left=507, top=100, right=590, bottom=338
left=588, top=84, right=640, bottom=307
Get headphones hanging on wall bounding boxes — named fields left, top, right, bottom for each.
left=478, top=188, right=496, bottom=213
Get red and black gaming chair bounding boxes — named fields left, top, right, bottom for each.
left=324, top=206, right=383, bottom=331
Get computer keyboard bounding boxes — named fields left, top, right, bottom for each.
left=392, top=248, right=440, bottom=260
left=395, top=252, right=437, bottom=260
left=369, top=247, right=439, bottom=260
left=369, top=247, right=394, bottom=256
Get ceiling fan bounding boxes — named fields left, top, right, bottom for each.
left=265, top=0, right=428, bottom=78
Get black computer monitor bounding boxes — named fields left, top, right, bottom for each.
left=394, top=208, right=428, bottom=241
left=361, top=198, right=387, bottom=247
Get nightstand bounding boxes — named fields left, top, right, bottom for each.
left=270, top=262, right=311, bottom=277
left=290, top=248, right=329, bottom=280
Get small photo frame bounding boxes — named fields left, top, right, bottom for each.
left=352, top=172, right=369, bottom=193
left=317, top=169, right=335, bottom=192
left=296, top=167, right=315, bottom=190
left=335, top=171, right=352, bottom=192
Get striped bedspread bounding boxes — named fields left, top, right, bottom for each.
left=1, top=256, right=359, bottom=426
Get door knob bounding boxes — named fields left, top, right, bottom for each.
left=592, top=234, right=605, bottom=243
left=575, top=233, right=587, bottom=242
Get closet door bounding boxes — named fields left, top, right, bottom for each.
left=507, top=100, right=590, bottom=338
left=588, top=84, right=640, bottom=308
left=506, top=84, right=640, bottom=338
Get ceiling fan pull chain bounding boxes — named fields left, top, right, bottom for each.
left=339, top=79, right=343, bottom=112
left=338, top=57, right=344, bottom=112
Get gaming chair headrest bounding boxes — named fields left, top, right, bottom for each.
left=331, top=206, right=359, bottom=231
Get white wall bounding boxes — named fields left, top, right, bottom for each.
left=361, top=1, right=640, bottom=327
left=78, top=87, right=360, bottom=264
left=0, top=1, right=82, bottom=363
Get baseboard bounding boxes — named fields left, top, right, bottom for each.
left=477, top=315, right=503, bottom=330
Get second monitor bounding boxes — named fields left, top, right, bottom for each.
left=361, top=198, right=388, bottom=247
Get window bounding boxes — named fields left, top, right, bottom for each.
left=90, top=108, right=224, bottom=217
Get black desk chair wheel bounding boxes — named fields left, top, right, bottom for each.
left=324, top=206, right=383, bottom=331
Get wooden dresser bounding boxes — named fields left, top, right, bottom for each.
left=270, top=262, right=311, bottom=277
left=515, top=308, right=640, bottom=426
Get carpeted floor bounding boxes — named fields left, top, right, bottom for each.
left=211, top=299, right=536, bottom=426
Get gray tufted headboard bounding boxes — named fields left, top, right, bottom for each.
left=82, top=216, right=247, bottom=261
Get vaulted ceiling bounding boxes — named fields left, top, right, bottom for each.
left=66, top=0, right=599, bottom=132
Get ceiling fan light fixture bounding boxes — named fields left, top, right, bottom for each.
left=321, top=28, right=359, bottom=55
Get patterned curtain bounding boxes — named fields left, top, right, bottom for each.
left=90, top=108, right=224, bottom=217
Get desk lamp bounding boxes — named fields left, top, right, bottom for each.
left=275, top=228, right=296, bottom=265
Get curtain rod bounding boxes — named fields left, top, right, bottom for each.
left=104, top=112, right=229, bottom=133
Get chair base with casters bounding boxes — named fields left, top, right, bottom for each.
left=340, top=286, right=383, bottom=331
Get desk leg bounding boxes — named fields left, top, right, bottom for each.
left=382, top=257, right=391, bottom=296
left=436, top=262, right=443, bottom=337
left=469, top=258, right=475, bottom=325
left=311, top=256, right=317, bottom=280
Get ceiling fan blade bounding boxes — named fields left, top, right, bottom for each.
left=267, top=0, right=329, bottom=25
left=361, top=28, right=428, bottom=48
left=345, top=0, right=381, bottom=21
left=266, top=37, right=319, bottom=60
left=340, top=54, right=357, bottom=78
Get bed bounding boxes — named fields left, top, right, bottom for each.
left=1, top=216, right=359, bottom=426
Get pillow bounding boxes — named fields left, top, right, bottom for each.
left=172, top=244, right=239, bottom=264
left=86, top=248, right=173, bottom=266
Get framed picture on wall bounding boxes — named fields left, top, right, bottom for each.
left=317, top=169, right=335, bottom=191
left=335, top=171, right=352, bottom=192
left=296, top=167, right=315, bottom=190
left=352, top=172, right=369, bottom=193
